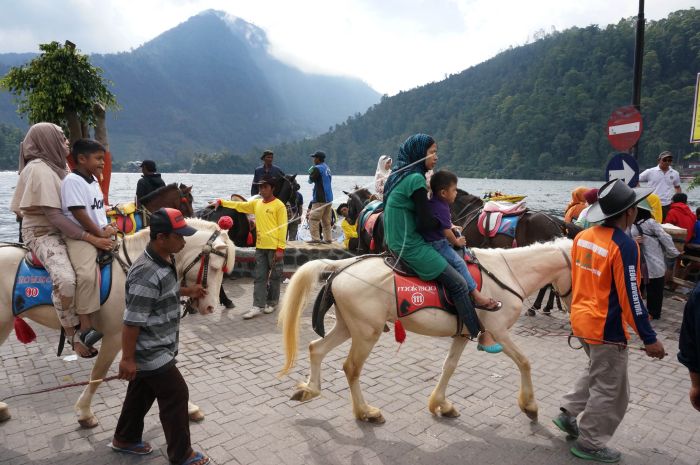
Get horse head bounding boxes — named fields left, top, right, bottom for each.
left=178, top=183, right=194, bottom=217
left=177, top=219, right=236, bottom=314
left=274, top=174, right=299, bottom=205
left=451, top=189, right=484, bottom=227
left=345, top=187, right=373, bottom=224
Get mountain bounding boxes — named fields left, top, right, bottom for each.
left=0, top=10, right=380, bottom=167
left=242, top=8, right=699, bottom=180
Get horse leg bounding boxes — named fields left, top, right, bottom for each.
left=74, top=331, right=121, bottom=428
left=291, top=310, right=350, bottom=402
left=0, top=313, right=13, bottom=422
left=489, top=329, right=538, bottom=420
left=343, top=330, right=384, bottom=424
left=428, top=336, right=469, bottom=418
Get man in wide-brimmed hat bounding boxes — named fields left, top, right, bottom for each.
left=553, top=179, right=666, bottom=463
left=217, top=175, right=287, bottom=319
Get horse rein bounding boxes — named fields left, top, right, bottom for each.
left=180, top=230, right=229, bottom=315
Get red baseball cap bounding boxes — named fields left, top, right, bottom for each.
left=150, top=208, right=197, bottom=236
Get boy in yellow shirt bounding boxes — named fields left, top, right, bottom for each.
left=217, top=176, right=287, bottom=319
left=336, top=203, right=358, bottom=250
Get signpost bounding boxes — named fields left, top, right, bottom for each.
left=605, top=153, right=639, bottom=187
left=691, top=72, right=700, bottom=143
left=607, top=105, right=643, bottom=152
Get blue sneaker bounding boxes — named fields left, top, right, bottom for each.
left=476, top=343, right=503, bottom=353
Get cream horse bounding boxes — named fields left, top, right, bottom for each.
left=279, top=238, right=573, bottom=423
left=0, top=219, right=235, bottom=427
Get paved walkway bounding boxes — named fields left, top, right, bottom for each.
left=1, top=277, right=698, bottom=465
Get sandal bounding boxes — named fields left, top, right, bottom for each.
left=109, top=440, right=153, bottom=455
left=181, top=451, right=210, bottom=465
left=70, top=331, right=98, bottom=359
left=474, top=299, right=502, bottom=311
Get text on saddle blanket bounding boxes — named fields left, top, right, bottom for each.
left=13, top=252, right=112, bottom=316
left=477, top=200, right=527, bottom=238
left=393, top=260, right=481, bottom=318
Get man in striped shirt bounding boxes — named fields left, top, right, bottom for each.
left=552, top=179, right=665, bottom=464
left=111, top=208, right=210, bottom=465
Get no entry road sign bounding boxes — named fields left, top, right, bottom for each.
left=605, top=153, right=639, bottom=187
left=607, top=105, right=643, bottom=151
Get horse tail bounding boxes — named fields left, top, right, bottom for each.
left=278, top=256, right=358, bottom=376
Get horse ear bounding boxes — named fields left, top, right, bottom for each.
left=291, top=174, right=297, bottom=180
left=343, top=190, right=349, bottom=195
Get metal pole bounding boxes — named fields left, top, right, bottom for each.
left=630, top=0, right=645, bottom=159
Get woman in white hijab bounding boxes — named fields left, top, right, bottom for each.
left=374, top=154, right=392, bottom=200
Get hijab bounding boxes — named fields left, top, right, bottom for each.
left=382, top=134, right=435, bottom=201
left=18, top=122, right=69, bottom=180
left=375, top=155, right=391, bottom=179
left=564, top=186, right=589, bottom=223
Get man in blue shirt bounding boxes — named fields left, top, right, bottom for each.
left=307, top=151, right=333, bottom=243
left=251, top=150, right=285, bottom=196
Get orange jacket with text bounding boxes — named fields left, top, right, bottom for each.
left=570, top=225, right=657, bottom=345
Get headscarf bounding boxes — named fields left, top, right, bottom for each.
left=374, top=154, right=392, bottom=198
left=564, top=186, right=589, bottom=223
left=382, top=134, right=435, bottom=201
left=18, top=122, right=69, bottom=180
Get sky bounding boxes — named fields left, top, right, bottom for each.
left=0, top=0, right=696, bottom=95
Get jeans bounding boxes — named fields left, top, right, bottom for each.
left=430, top=239, right=477, bottom=292
left=253, top=249, right=283, bottom=308
left=435, top=264, right=480, bottom=337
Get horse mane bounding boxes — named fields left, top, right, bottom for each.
left=476, top=237, right=572, bottom=260
left=139, top=183, right=179, bottom=204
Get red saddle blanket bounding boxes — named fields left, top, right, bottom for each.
left=393, top=261, right=481, bottom=318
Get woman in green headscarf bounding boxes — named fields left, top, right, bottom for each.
left=383, top=134, right=501, bottom=351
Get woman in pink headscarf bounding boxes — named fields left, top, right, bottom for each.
left=10, top=123, right=109, bottom=357
left=374, top=154, right=392, bottom=200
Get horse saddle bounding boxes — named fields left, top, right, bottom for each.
left=13, top=251, right=112, bottom=316
left=384, top=253, right=482, bottom=319
left=358, top=201, right=384, bottom=251
left=477, top=200, right=527, bottom=239
left=107, top=202, right=145, bottom=235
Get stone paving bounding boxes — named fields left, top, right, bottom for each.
left=1, top=277, right=698, bottom=465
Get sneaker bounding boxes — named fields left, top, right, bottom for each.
left=242, top=306, right=263, bottom=319
left=221, top=299, right=235, bottom=309
left=552, top=409, right=579, bottom=438
left=570, top=444, right=621, bottom=463
left=263, top=304, right=277, bottom=314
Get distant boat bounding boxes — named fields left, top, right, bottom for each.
left=483, top=192, right=527, bottom=203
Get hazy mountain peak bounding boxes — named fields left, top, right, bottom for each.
left=197, top=9, right=269, bottom=51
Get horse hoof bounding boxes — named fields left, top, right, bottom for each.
left=189, top=410, right=205, bottom=422
left=441, top=406, right=461, bottom=418
left=526, top=308, right=536, bottom=316
left=366, top=414, right=385, bottom=424
left=290, top=389, right=316, bottom=402
left=78, top=416, right=99, bottom=429
left=0, top=404, right=10, bottom=422
left=524, top=410, right=538, bottom=421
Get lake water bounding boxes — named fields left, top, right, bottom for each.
left=2, top=171, right=700, bottom=242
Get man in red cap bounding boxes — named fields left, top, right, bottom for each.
left=112, top=208, right=210, bottom=465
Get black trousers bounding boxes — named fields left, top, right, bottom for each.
left=114, top=364, right=192, bottom=464
left=645, top=276, right=666, bottom=319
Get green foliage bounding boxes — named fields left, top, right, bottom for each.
left=0, top=123, right=24, bottom=170
left=191, top=151, right=256, bottom=174
left=0, top=41, right=116, bottom=132
left=260, top=9, right=700, bottom=180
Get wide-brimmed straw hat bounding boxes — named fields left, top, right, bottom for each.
left=587, top=179, right=653, bottom=223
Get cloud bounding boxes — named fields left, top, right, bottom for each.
left=0, top=0, right=696, bottom=95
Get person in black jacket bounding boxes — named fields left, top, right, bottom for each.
left=679, top=282, right=700, bottom=412
left=135, top=160, right=165, bottom=206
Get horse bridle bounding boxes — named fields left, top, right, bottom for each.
left=180, top=230, right=229, bottom=315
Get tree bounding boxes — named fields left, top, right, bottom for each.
left=0, top=41, right=117, bottom=148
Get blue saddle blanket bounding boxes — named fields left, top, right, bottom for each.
left=12, top=258, right=112, bottom=316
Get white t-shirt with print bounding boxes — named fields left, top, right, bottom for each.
left=61, top=172, right=108, bottom=229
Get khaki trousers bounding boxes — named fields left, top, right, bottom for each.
left=65, top=237, right=100, bottom=314
left=309, top=202, right=332, bottom=241
left=561, top=341, right=630, bottom=450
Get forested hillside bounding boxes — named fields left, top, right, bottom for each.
left=216, top=9, right=699, bottom=179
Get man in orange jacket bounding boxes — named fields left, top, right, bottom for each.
left=552, top=179, right=666, bottom=463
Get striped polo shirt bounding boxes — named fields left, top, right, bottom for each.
left=124, top=245, right=181, bottom=375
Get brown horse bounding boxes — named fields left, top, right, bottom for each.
left=140, top=183, right=194, bottom=218
left=450, top=189, right=568, bottom=248
left=344, top=187, right=385, bottom=254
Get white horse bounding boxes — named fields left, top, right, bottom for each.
left=0, top=219, right=235, bottom=427
left=279, top=238, right=572, bottom=423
